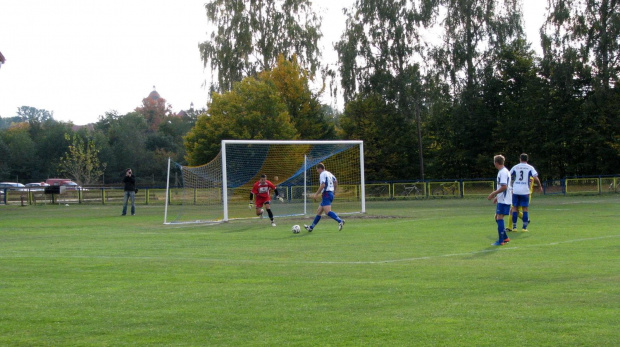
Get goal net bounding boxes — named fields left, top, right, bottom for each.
left=164, top=140, right=365, bottom=224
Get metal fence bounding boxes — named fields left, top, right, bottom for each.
left=1, top=175, right=619, bottom=205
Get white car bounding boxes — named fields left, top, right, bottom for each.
left=25, top=182, right=50, bottom=191
left=0, top=182, right=27, bottom=191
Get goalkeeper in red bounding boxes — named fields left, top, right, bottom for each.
left=249, top=174, right=283, bottom=227
left=509, top=153, right=543, bottom=232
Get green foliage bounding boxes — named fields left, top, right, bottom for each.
left=200, top=0, right=322, bottom=92
left=58, top=133, right=106, bottom=186
left=430, top=0, right=523, bottom=92
left=336, top=0, right=429, bottom=179
left=1, top=123, right=36, bottom=180
left=260, top=55, right=336, bottom=139
left=539, top=0, right=620, bottom=177
left=16, top=106, right=54, bottom=124
left=184, top=77, right=298, bottom=165
left=340, top=94, right=417, bottom=180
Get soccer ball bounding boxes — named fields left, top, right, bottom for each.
left=292, top=225, right=301, bottom=234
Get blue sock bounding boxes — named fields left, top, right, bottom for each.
left=311, top=215, right=321, bottom=228
left=327, top=211, right=342, bottom=223
left=523, top=212, right=529, bottom=228
left=512, top=212, right=518, bottom=229
left=497, top=219, right=505, bottom=241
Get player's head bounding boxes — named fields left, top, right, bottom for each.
left=316, top=163, right=325, bottom=172
left=520, top=153, right=528, bottom=162
left=494, top=155, right=505, bottom=166
left=126, top=168, right=132, bottom=176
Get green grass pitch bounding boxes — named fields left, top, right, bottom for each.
left=1, top=195, right=619, bottom=346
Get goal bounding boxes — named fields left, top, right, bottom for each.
left=164, top=140, right=365, bottom=224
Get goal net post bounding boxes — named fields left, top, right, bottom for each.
left=164, top=140, right=365, bottom=224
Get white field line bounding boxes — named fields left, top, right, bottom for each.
left=1, top=235, right=619, bottom=265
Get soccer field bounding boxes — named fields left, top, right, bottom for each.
left=1, top=195, right=619, bottom=346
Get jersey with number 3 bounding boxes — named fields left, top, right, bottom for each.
left=510, top=163, right=538, bottom=195
left=319, top=170, right=337, bottom=193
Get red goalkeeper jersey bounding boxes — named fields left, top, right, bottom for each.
left=251, top=180, right=276, bottom=199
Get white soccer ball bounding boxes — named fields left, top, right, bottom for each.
left=292, top=225, right=301, bottom=234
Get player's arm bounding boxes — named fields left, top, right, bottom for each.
left=314, top=182, right=325, bottom=201
left=533, top=176, right=543, bottom=193
left=488, top=184, right=507, bottom=200
left=274, top=188, right=284, bottom=202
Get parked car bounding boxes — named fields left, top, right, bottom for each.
left=62, top=181, right=83, bottom=191
left=45, top=178, right=83, bottom=191
left=0, top=182, right=27, bottom=191
left=25, top=182, right=50, bottom=191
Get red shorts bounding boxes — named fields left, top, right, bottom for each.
left=254, top=196, right=271, bottom=208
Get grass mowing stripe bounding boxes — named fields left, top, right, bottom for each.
left=2, top=233, right=618, bottom=265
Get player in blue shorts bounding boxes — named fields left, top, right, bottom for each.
left=304, top=163, right=345, bottom=232
left=509, top=153, right=543, bottom=232
left=488, top=155, right=512, bottom=246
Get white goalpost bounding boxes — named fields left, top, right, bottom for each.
left=164, top=140, right=365, bottom=224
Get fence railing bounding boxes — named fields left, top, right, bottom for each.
left=1, top=175, right=618, bottom=205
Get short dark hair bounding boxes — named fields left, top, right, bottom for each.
left=317, top=163, right=325, bottom=170
left=260, top=174, right=267, bottom=179
left=520, top=153, right=528, bottom=162
left=494, top=155, right=505, bottom=165
left=126, top=168, right=132, bottom=172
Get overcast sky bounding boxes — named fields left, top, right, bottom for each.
left=0, top=0, right=547, bottom=125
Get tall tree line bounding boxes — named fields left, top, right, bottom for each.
left=195, top=0, right=619, bottom=180
left=2, top=0, right=618, bottom=184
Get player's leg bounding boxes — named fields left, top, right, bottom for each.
left=305, top=205, right=324, bottom=231
left=254, top=198, right=264, bottom=217
left=264, top=201, right=276, bottom=226
left=323, top=192, right=344, bottom=230
left=493, top=204, right=510, bottom=245
left=511, top=195, right=519, bottom=231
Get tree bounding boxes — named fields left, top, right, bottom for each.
left=184, top=77, right=298, bottom=165
left=0, top=123, right=37, bottom=181
left=426, top=0, right=525, bottom=177
left=199, top=0, right=322, bottom=92
left=32, top=119, right=74, bottom=179
left=58, top=133, right=106, bottom=186
left=543, top=0, right=620, bottom=91
left=259, top=55, right=335, bottom=139
left=340, top=94, right=418, bottom=180
left=336, top=0, right=430, bottom=179
left=0, top=135, right=11, bottom=178
left=16, top=106, right=54, bottom=124
left=430, top=0, right=524, bottom=93
left=539, top=0, right=620, bottom=176
left=95, top=111, right=149, bottom=182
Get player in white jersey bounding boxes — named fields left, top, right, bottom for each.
left=487, top=155, right=512, bottom=246
left=304, top=163, right=345, bottom=232
left=509, top=153, right=543, bottom=232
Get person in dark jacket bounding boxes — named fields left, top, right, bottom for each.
left=122, top=168, right=136, bottom=216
